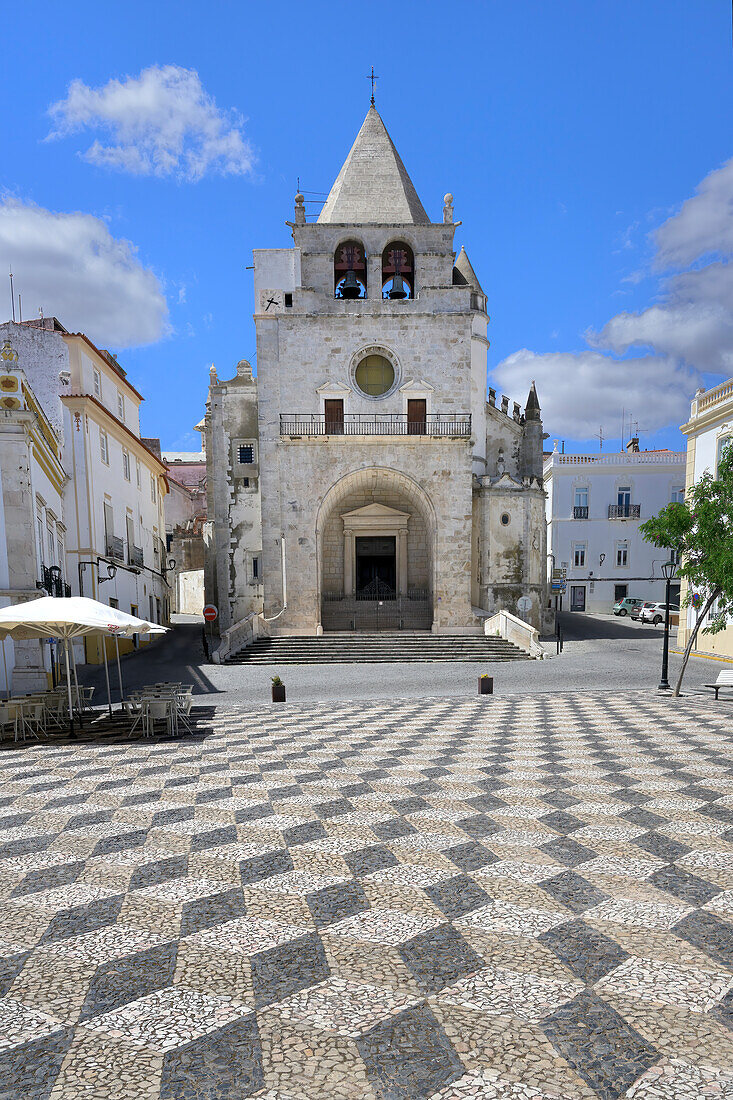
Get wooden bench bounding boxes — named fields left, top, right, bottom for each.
left=706, top=670, right=733, bottom=700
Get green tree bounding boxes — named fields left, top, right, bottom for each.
left=640, top=440, right=733, bottom=696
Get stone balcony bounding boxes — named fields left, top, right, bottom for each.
left=279, top=413, right=471, bottom=438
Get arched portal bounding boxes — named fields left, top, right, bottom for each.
left=316, top=467, right=436, bottom=631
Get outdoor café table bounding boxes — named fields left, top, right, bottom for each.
left=8, top=699, right=46, bottom=742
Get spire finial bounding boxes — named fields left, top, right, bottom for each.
left=367, top=66, right=378, bottom=107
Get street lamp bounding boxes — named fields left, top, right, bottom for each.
left=659, top=559, right=677, bottom=691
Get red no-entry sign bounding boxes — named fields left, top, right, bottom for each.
left=203, top=604, right=218, bottom=622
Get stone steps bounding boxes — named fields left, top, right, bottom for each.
left=226, top=634, right=531, bottom=664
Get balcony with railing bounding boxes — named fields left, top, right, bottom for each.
left=608, top=504, right=641, bottom=519
left=106, top=535, right=125, bottom=561
left=280, top=413, right=471, bottom=438
left=573, top=506, right=589, bottom=519
left=128, top=545, right=144, bottom=568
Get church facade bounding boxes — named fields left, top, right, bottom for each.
left=205, top=107, right=549, bottom=644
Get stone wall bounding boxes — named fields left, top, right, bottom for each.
left=205, top=361, right=263, bottom=635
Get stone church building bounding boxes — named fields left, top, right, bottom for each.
left=205, top=106, right=548, bottom=645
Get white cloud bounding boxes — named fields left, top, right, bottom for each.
left=492, top=158, right=733, bottom=440
left=589, top=261, right=733, bottom=375
left=493, top=349, right=698, bottom=441
left=0, top=198, right=168, bottom=346
left=48, top=65, right=254, bottom=182
left=655, top=159, right=733, bottom=267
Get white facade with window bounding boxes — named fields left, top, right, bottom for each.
left=677, top=378, right=733, bottom=659
left=0, top=318, right=170, bottom=668
left=544, top=444, right=686, bottom=614
left=0, top=341, right=67, bottom=693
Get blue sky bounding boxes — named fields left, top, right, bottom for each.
left=1, top=0, right=731, bottom=453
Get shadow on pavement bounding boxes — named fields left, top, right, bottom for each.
left=557, top=611, right=668, bottom=642
left=77, top=620, right=222, bottom=700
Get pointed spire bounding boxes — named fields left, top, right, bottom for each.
left=525, top=381, right=541, bottom=421
left=318, top=107, right=429, bottom=225
left=452, top=246, right=484, bottom=294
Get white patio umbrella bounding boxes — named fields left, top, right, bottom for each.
left=0, top=596, right=167, bottom=734
left=99, top=605, right=167, bottom=708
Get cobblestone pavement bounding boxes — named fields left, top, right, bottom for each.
left=1, top=691, right=733, bottom=1099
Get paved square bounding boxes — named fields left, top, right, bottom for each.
left=1, top=690, right=733, bottom=1098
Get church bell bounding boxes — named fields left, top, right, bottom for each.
left=341, top=269, right=361, bottom=299
left=388, top=274, right=408, bottom=300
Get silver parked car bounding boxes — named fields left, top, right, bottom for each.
left=640, top=602, right=680, bottom=626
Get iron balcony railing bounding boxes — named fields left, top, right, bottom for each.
left=129, top=545, right=143, bottom=567
left=106, top=535, right=125, bottom=561
left=36, top=566, right=71, bottom=598
left=573, top=506, right=589, bottom=519
left=608, top=504, right=641, bottom=519
left=280, top=413, right=472, bottom=437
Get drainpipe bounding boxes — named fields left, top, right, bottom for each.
left=263, top=537, right=287, bottom=622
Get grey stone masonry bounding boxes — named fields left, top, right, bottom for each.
left=206, top=106, right=549, bottom=640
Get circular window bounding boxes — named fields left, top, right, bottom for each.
left=500, top=513, right=511, bottom=526
left=355, top=354, right=395, bottom=397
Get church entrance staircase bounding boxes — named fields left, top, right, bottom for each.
left=225, top=633, right=531, bottom=665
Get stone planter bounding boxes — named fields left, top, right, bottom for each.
left=271, top=683, right=286, bottom=703
left=478, top=676, right=493, bottom=695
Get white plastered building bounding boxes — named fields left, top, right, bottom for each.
left=0, top=318, right=171, bottom=668
left=677, top=379, right=733, bottom=659
left=0, top=339, right=67, bottom=692
left=544, top=442, right=686, bottom=614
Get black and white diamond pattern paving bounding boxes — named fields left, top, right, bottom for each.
left=1, top=690, right=733, bottom=1099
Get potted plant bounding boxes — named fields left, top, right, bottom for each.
left=271, top=675, right=286, bottom=703
left=478, top=673, right=493, bottom=695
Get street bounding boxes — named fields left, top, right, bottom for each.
left=77, top=612, right=730, bottom=708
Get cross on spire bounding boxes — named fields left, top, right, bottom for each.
left=367, top=66, right=378, bottom=106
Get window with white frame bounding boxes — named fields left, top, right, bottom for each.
left=572, top=542, right=586, bottom=568
left=671, top=486, right=685, bottom=503
left=117, top=392, right=125, bottom=421
left=136, top=458, right=141, bottom=488
left=716, top=435, right=732, bottom=474
left=617, top=485, right=631, bottom=509
left=93, top=368, right=101, bottom=398
left=37, top=515, right=45, bottom=568
left=574, top=487, right=588, bottom=508
left=100, top=429, right=109, bottom=464
left=47, top=526, right=56, bottom=565
left=122, top=448, right=130, bottom=481
left=616, top=540, right=629, bottom=567
left=150, top=474, right=157, bottom=503
left=57, top=531, right=64, bottom=571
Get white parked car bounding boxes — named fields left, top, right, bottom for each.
left=640, top=602, right=680, bottom=626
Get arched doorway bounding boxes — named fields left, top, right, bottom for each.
left=316, top=468, right=436, bottom=631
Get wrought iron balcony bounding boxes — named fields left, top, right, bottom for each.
left=573, top=506, right=589, bottom=519
left=106, top=535, right=125, bottom=561
left=608, top=504, right=641, bottom=519
left=280, top=413, right=471, bottom=438
left=128, top=545, right=143, bottom=567
left=37, top=566, right=71, bottom=598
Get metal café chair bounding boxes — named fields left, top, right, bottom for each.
left=142, top=696, right=178, bottom=738
left=12, top=700, right=45, bottom=743
left=0, top=705, right=18, bottom=742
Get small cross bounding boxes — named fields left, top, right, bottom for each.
left=367, top=66, right=378, bottom=106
